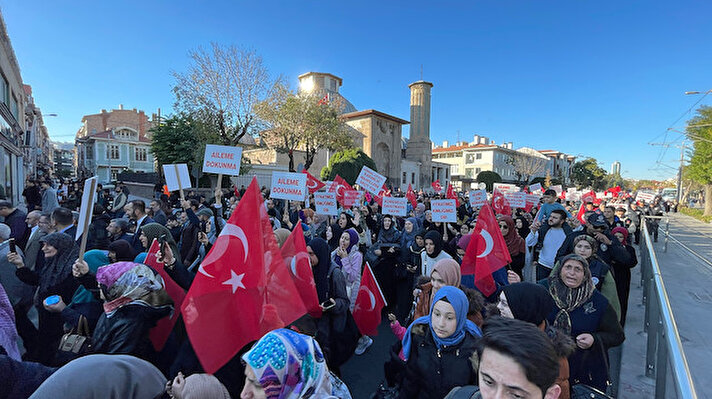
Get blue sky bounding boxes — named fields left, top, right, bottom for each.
left=2, top=0, right=711, bottom=180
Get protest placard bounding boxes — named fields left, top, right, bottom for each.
left=76, top=177, right=98, bottom=257
left=528, top=183, right=542, bottom=193
left=163, top=164, right=192, bottom=198
left=505, top=191, right=526, bottom=208
left=202, top=144, right=243, bottom=176
left=381, top=197, right=407, bottom=216
left=469, top=190, right=487, bottom=207
left=493, top=183, right=519, bottom=193
left=431, top=199, right=457, bottom=222
left=636, top=191, right=656, bottom=203
left=314, top=192, right=338, bottom=215
left=526, top=194, right=541, bottom=205
left=270, top=172, right=308, bottom=201
left=355, top=166, right=387, bottom=195
left=342, top=190, right=363, bottom=207
left=549, top=185, right=563, bottom=195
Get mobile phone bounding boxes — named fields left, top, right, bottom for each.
left=8, top=238, right=16, bottom=253
left=158, top=234, right=168, bottom=255
left=45, top=295, right=60, bottom=305
left=321, top=299, right=336, bottom=310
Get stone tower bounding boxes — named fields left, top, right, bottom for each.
left=407, top=80, right=434, bottom=187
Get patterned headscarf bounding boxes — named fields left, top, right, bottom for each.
left=242, top=328, right=333, bottom=398
left=96, top=262, right=173, bottom=317
left=0, top=283, right=21, bottom=360
left=548, top=254, right=595, bottom=334
left=573, top=234, right=599, bottom=258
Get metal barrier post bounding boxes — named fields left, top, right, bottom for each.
left=655, top=321, right=669, bottom=399
left=663, top=217, right=670, bottom=253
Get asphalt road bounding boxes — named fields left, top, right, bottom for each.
left=341, top=320, right=398, bottom=399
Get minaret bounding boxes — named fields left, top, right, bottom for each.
left=407, top=80, right=434, bottom=187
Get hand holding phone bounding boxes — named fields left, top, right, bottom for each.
left=8, top=238, right=16, bottom=253
left=320, top=298, right=336, bottom=311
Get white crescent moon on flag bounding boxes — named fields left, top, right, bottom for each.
left=477, top=230, right=494, bottom=258
left=289, top=253, right=310, bottom=281
left=336, top=184, right=345, bottom=197
left=359, top=286, right=376, bottom=311
left=307, top=179, right=318, bottom=189
left=220, top=224, right=249, bottom=262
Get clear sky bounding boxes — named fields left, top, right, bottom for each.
left=2, top=0, right=711, bottom=180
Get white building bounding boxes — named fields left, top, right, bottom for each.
left=610, top=161, right=621, bottom=175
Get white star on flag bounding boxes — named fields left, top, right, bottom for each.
left=222, top=270, right=246, bottom=293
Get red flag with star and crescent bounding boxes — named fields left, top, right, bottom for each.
left=492, top=189, right=511, bottom=216
left=181, top=178, right=307, bottom=373
left=446, top=183, right=459, bottom=207
left=461, top=203, right=511, bottom=296
left=329, top=174, right=353, bottom=206
left=280, top=223, right=321, bottom=318
left=144, top=239, right=185, bottom=351
left=406, top=184, right=418, bottom=209
left=302, top=169, right=325, bottom=194
left=373, top=184, right=391, bottom=206
left=352, top=263, right=387, bottom=336
left=432, top=180, right=442, bottom=193
left=577, top=191, right=597, bottom=225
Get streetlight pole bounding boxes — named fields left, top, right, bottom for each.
left=676, top=140, right=686, bottom=205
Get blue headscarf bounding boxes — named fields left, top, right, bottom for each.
left=402, top=286, right=481, bottom=360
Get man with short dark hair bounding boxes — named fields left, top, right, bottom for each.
left=51, top=207, right=76, bottom=238
left=0, top=200, right=28, bottom=250
left=110, top=185, right=128, bottom=217
left=106, top=218, right=133, bottom=243
left=556, top=212, right=631, bottom=267
left=527, top=209, right=571, bottom=280
left=40, top=180, right=60, bottom=213
left=149, top=200, right=167, bottom=226
left=603, top=205, right=625, bottom=231
left=22, top=180, right=42, bottom=211
left=445, top=317, right=561, bottom=399
left=125, top=200, right=154, bottom=252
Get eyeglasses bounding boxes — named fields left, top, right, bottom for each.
left=499, top=224, right=509, bottom=229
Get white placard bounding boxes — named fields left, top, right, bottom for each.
left=493, top=183, right=519, bottom=193
left=314, top=192, right=338, bottom=215
left=342, top=190, right=363, bottom=207
left=163, top=164, right=192, bottom=192
left=595, top=191, right=605, bottom=199
left=76, top=177, right=98, bottom=240
left=270, top=172, right=308, bottom=201
left=525, top=194, right=541, bottom=205
left=528, top=183, right=542, bottom=193
left=549, top=185, right=563, bottom=195
left=355, top=166, right=387, bottom=195
left=382, top=197, right=407, bottom=216
left=202, top=144, right=243, bottom=176
left=568, top=191, right=581, bottom=202
left=323, top=181, right=335, bottom=192
left=505, top=191, right=526, bottom=208
left=469, top=190, right=487, bottom=207
left=636, top=192, right=656, bottom=203
left=431, top=199, right=457, bottom=222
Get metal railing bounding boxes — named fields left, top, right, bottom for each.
left=639, top=217, right=698, bottom=399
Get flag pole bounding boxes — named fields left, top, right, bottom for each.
left=175, top=165, right=185, bottom=201
left=77, top=178, right=97, bottom=260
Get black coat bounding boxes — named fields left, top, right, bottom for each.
left=92, top=304, right=171, bottom=361
left=555, top=230, right=631, bottom=267
left=86, top=213, right=111, bottom=250
left=398, top=325, right=479, bottom=399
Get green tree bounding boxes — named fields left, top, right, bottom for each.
left=476, top=171, right=502, bottom=191
left=571, top=158, right=608, bottom=190
left=256, top=83, right=353, bottom=172
left=320, top=148, right=377, bottom=185
left=604, top=172, right=626, bottom=190
left=686, top=105, right=712, bottom=216
left=530, top=176, right=561, bottom=187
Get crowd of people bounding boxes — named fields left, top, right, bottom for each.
left=0, top=176, right=672, bottom=398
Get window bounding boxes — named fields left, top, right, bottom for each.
left=135, top=147, right=147, bottom=162
left=465, top=154, right=475, bottom=164
left=446, top=169, right=449, bottom=178
left=0, top=73, right=7, bottom=104
left=476, top=167, right=481, bottom=174
left=10, top=94, right=18, bottom=119
left=411, top=173, right=416, bottom=183
left=330, top=78, right=337, bottom=91
left=466, top=168, right=475, bottom=178
left=107, top=144, right=120, bottom=160
left=402, top=172, right=406, bottom=184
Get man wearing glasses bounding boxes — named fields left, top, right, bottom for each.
left=555, top=212, right=632, bottom=267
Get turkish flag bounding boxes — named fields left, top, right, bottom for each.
left=492, top=189, right=511, bottom=216
left=576, top=202, right=587, bottom=225
left=302, top=169, right=325, bottom=194
left=432, top=180, right=442, bottom=193
left=461, top=204, right=511, bottom=296
left=280, top=223, right=321, bottom=318
left=406, top=184, right=417, bottom=209
left=144, top=239, right=186, bottom=351
left=352, top=263, right=387, bottom=336
left=582, top=190, right=596, bottom=204
left=181, top=178, right=307, bottom=373
left=329, top=175, right=353, bottom=206
left=446, top=183, right=459, bottom=207
left=373, top=184, right=390, bottom=206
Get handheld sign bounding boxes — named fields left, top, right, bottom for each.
left=469, top=190, right=487, bottom=207
left=493, top=183, right=518, bottom=193
left=355, top=166, right=387, bottom=195
left=505, top=191, right=526, bottom=208
left=314, top=192, right=338, bottom=215
left=525, top=194, right=541, bottom=205
left=163, top=164, right=192, bottom=199
left=549, top=185, right=563, bottom=195
left=270, top=172, right=308, bottom=201
left=76, top=177, right=98, bottom=258
left=431, top=199, right=457, bottom=222
left=381, top=197, right=407, bottom=216
left=636, top=191, right=655, bottom=203
left=202, top=144, right=243, bottom=176
left=342, top=190, right=363, bottom=208
left=528, top=182, right=542, bottom=193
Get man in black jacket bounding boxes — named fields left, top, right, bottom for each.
left=126, top=200, right=154, bottom=253
left=0, top=201, right=28, bottom=250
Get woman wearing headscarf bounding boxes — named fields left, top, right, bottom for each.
left=543, top=254, right=624, bottom=391
left=495, top=282, right=575, bottom=399
left=393, top=218, right=420, bottom=322
left=498, top=215, right=526, bottom=280
left=420, top=230, right=452, bottom=278
left=273, top=228, right=291, bottom=248
left=307, top=213, right=329, bottom=244
left=9, top=232, right=80, bottom=365
left=412, top=258, right=461, bottom=321
left=166, top=372, right=231, bottom=399
left=352, top=207, right=372, bottom=252
left=240, top=328, right=353, bottom=399
left=515, top=216, right=530, bottom=240
left=72, top=261, right=173, bottom=361
left=369, top=215, right=402, bottom=314
left=398, top=286, right=481, bottom=399
left=308, top=238, right=358, bottom=374
left=610, top=226, right=638, bottom=327
left=29, top=354, right=166, bottom=399
left=328, top=212, right=355, bottom=251
left=331, top=228, right=362, bottom=310
left=571, top=235, right=621, bottom=320
left=136, top=222, right=181, bottom=264
left=107, top=239, right=136, bottom=263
